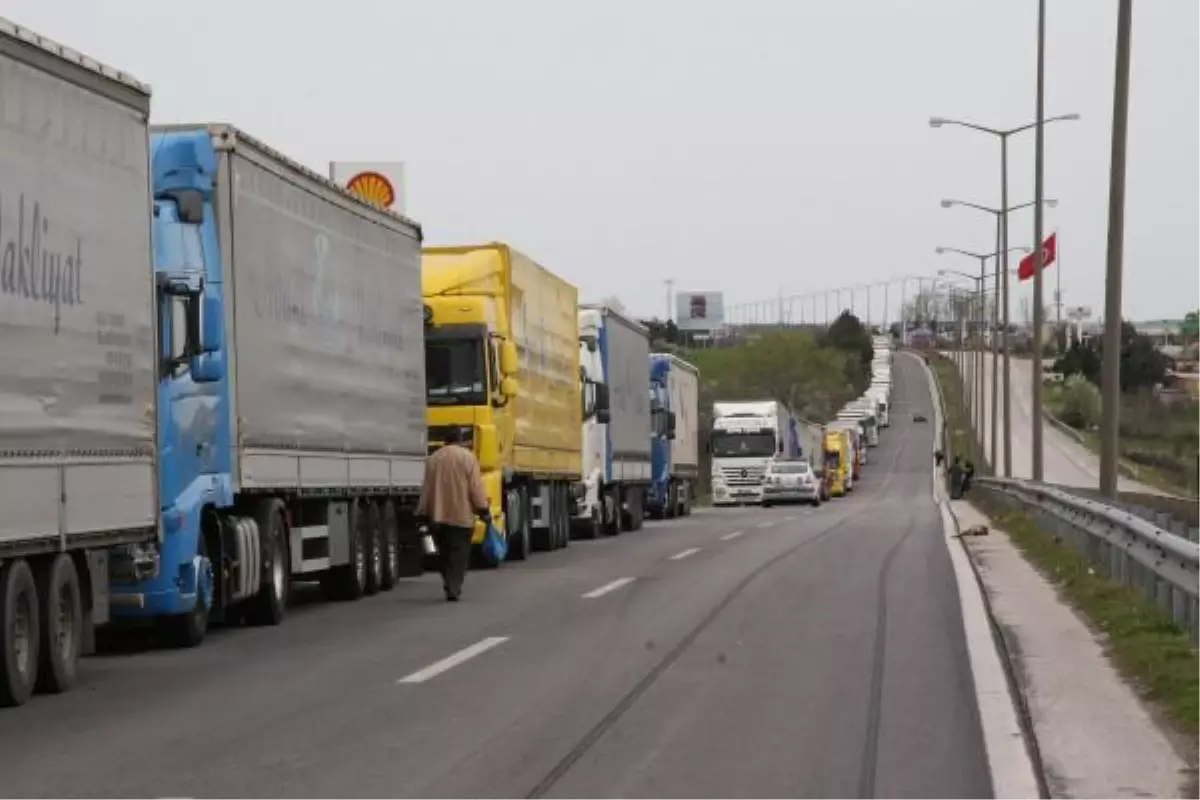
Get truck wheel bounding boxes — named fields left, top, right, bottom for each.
left=324, top=501, right=368, bottom=601
left=606, top=488, right=622, bottom=536
left=665, top=484, right=678, bottom=519
left=556, top=483, right=570, bottom=550
left=248, top=502, right=289, bottom=626
left=505, top=488, right=527, bottom=561
left=380, top=500, right=400, bottom=590
left=0, top=559, right=39, bottom=707
left=157, top=529, right=210, bottom=649
left=35, top=554, right=82, bottom=695
left=625, top=488, right=645, bottom=532
left=364, top=502, right=383, bottom=596
left=531, top=485, right=552, bottom=552
left=680, top=484, right=693, bottom=516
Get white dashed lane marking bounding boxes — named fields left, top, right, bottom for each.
left=720, top=530, right=745, bottom=541
left=397, top=637, right=509, bottom=684
left=581, top=577, right=636, bottom=599
left=669, top=547, right=701, bottom=561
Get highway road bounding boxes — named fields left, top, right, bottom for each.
left=0, top=354, right=994, bottom=799
left=961, top=352, right=1156, bottom=492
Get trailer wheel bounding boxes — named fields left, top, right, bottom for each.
left=248, top=502, right=289, bottom=626
left=34, top=554, right=82, bottom=695
left=0, top=559, right=39, bottom=707
left=554, top=483, right=570, bottom=550
left=665, top=484, right=678, bottom=519
left=380, top=500, right=400, bottom=590
left=364, top=502, right=384, bottom=596
left=505, top=488, right=527, bottom=561
left=680, top=484, right=693, bottom=517
left=605, top=488, right=621, bottom=536
left=325, top=501, right=369, bottom=601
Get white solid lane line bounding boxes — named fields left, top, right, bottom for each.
left=397, top=637, right=509, bottom=685
left=756, top=520, right=775, bottom=529
left=720, top=530, right=745, bottom=541
left=581, top=577, right=636, bottom=599
left=670, top=547, right=701, bottom=561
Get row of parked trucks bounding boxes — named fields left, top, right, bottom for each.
left=0, top=20, right=698, bottom=707
left=708, top=336, right=893, bottom=504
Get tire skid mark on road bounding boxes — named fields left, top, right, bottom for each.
left=525, top=416, right=916, bottom=799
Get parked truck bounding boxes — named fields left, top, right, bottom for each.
left=646, top=354, right=699, bottom=519
left=421, top=244, right=582, bottom=561
left=108, top=122, right=429, bottom=649
left=574, top=306, right=652, bottom=537
left=0, top=20, right=160, bottom=706
left=709, top=400, right=800, bottom=506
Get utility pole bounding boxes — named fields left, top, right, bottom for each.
left=1100, top=0, right=1133, bottom=498
left=1030, top=0, right=1048, bottom=481
left=664, top=279, right=675, bottom=323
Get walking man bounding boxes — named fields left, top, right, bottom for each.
left=416, top=428, right=490, bottom=602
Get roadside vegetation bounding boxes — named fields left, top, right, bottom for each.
left=1046, top=322, right=1198, bottom=498
left=931, top=352, right=1199, bottom=746
left=640, top=312, right=875, bottom=499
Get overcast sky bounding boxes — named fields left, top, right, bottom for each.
left=8, top=0, right=1195, bottom=324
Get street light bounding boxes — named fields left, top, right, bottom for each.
left=930, top=111, right=1079, bottom=481
left=941, top=198, right=1058, bottom=475
left=936, top=247, right=1030, bottom=468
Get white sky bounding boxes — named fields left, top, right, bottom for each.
left=7, top=0, right=1196, bottom=323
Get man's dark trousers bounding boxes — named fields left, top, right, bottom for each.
left=433, top=523, right=473, bottom=599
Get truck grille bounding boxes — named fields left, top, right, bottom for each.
left=721, top=465, right=765, bottom=486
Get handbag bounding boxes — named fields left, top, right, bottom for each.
left=481, top=518, right=507, bottom=565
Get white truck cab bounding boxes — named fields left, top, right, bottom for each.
left=710, top=400, right=798, bottom=505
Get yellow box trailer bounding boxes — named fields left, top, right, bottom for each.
left=422, top=243, right=582, bottom=562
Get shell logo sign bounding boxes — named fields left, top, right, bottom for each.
left=343, top=171, right=396, bottom=209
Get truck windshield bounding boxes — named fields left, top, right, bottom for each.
left=425, top=338, right=486, bottom=405
left=824, top=451, right=840, bottom=468
left=710, top=431, right=775, bottom=458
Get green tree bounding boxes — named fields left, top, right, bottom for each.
left=1059, top=374, right=1101, bottom=430
left=821, top=311, right=873, bottom=389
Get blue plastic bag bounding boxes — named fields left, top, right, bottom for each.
left=481, top=518, right=507, bottom=565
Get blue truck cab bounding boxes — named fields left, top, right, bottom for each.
left=646, top=354, right=700, bottom=518
left=110, top=129, right=230, bottom=643
left=647, top=357, right=674, bottom=517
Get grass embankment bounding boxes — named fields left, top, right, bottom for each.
left=929, top=354, right=990, bottom=474
left=932, top=352, right=1199, bottom=744
left=1044, top=382, right=1199, bottom=498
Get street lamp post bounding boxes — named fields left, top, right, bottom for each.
left=941, top=198, right=1057, bottom=474
left=930, top=111, right=1079, bottom=479
left=937, top=247, right=1030, bottom=469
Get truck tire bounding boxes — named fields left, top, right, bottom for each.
left=34, top=554, right=82, bottom=695
left=665, top=484, right=678, bottom=519
left=380, top=500, right=400, bottom=590
left=505, top=487, right=528, bottom=561
left=0, top=559, right=39, bottom=707
left=680, top=484, right=692, bottom=516
left=555, top=483, right=570, bottom=550
left=364, top=502, right=384, bottom=596
left=157, top=528, right=210, bottom=649
left=606, top=488, right=622, bottom=536
left=531, top=484, right=552, bottom=552
left=323, top=501, right=368, bottom=601
left=248, top=501, right=289, bottom=626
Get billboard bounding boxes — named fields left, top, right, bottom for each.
left=329, top=161, right=407, bottom=215
left=675, top=291, right=725, bottom=332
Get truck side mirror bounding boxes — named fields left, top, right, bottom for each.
left=594, top=383, right=611, bottom=413
left=500, top=341, right=519, bottom=376
left=201, top=294, right=222, bottom=354
left=500, top=376, right=519, bottom=399
left=190, top=352, right=224, bottom=384
left=596, top=408, right=612, bottom=424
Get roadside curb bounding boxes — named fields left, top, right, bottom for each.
left=908, top=351, right=1045, bottom=799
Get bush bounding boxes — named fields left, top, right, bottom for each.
left=1059, top=374, right=1101, bottom=430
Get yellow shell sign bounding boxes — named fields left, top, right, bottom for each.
left=343, top=171, right=396, bottom=208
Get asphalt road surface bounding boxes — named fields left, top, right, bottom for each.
left=0, top=354, right=993, bottom=799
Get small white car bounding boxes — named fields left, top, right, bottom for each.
left=761, top=460, right=822, bottom=508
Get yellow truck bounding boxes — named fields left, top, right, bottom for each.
left=822, top=429, right=853, bottom=497
left=421, top=243, right=582, bottom=563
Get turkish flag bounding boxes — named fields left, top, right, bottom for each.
left=1018, top=233, right=1057, bottom=282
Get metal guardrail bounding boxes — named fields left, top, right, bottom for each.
left=1053, top=485, right=1199, bottom=544
left=973, top=476, right=1200, bottom=643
